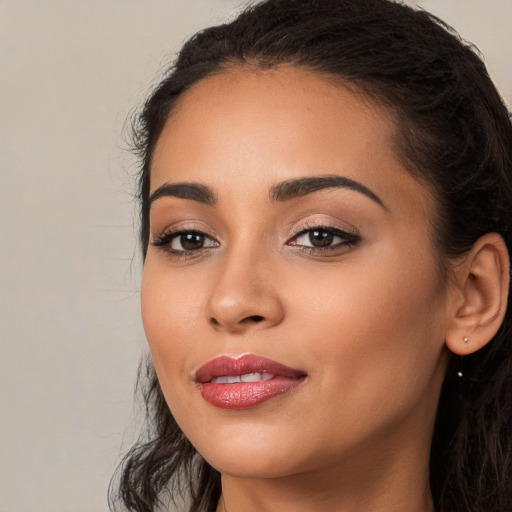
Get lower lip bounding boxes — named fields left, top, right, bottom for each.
left=200, top=377, right=305, bottom=409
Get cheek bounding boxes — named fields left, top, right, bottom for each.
left=141, top=272, right=205, bottom=431
left=303, top=252, right=446, bottom=412
left=140, top=261, right=198, bottom=383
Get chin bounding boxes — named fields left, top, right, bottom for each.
left=187, top=423, right=309, bottom=479
left=203, top=450, right=301, bottom=480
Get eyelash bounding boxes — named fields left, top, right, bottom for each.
left=288, top=223, right=360, bottom=254
left=151, top=224, right=360, bottom=258
left=152, top=229, right=219, bottom=259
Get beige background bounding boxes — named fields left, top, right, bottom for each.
left=1, top=1, right=510, bottom=511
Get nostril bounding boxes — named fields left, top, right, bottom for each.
left=209, top=315, right=263, bottom=326
left=208, top=314, right=268, bottom=329
left=245, top=315, right=265, bottom=323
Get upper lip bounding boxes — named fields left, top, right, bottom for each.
left=195, top=354, right=306, bottom=383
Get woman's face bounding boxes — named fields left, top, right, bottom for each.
left=142, top=67, right=452, bottom=480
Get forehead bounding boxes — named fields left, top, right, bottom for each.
left=150, top=66, right=433, bottom=218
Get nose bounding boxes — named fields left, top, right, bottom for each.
left=205, top=247, right=285, bottom=334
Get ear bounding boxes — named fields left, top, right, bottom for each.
left=445, top=233, right=510, bottom=356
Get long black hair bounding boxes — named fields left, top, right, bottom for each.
left=109, top=1, right=512, bottom=511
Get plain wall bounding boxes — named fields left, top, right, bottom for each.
left=1, top=1, right=510, bottom=511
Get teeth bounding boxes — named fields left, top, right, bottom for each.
left=211, top=372, right=275, bottom=384
left=241, top=372, right=275, bottom=382
left=210, top=376, right=240, bottom=384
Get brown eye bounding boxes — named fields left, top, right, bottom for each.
left=289, top=226, right=360, bottom=252
left=152, top=229, right=219, bottom=255
left=175, top=233, right=205, bottom=251
left=308, top=230, right=334, bottom=247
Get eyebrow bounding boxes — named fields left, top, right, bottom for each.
left=270, top=175, right=387, bottom=209
left=149, top=182, right=217, bottom=206
left=149, top=174, right=386, bottom=210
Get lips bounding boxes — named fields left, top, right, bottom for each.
left=195, top=355, right=306, bottom=409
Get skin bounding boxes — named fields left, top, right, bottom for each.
left=142, top=66, right=459, bottom=512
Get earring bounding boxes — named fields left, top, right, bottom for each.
left=457, top=337, right=469, bottom=377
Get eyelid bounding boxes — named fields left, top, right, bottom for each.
left=288, top=218, right=359, bottom=240
left=287, top=226, right=359, bottom=246
left=150, top=221, right=221, bottom=255
left=151, top=220, right=220, bottom=243
left=290, top=230, right=351, bottom=247
left=284, top=217, right=362, bottom=255
left=153, top=230, right=218, bottom=249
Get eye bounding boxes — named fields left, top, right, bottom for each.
left=170, top=232, right=215, bottom=251
left=296, top=229, right=339, bottom=248
left=288, top=226, right=359, bottom=251
left=153, top=230, right=219, bottom=254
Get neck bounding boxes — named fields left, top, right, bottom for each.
left=218, top=458, right=433, bottom=512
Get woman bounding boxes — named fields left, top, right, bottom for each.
left=110, top=1, right=512, bottom=511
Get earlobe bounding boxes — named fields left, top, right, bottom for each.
left=445, top=233, right=510, bottom=356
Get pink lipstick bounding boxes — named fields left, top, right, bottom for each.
left=195, top=355, right=306, bottom=409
